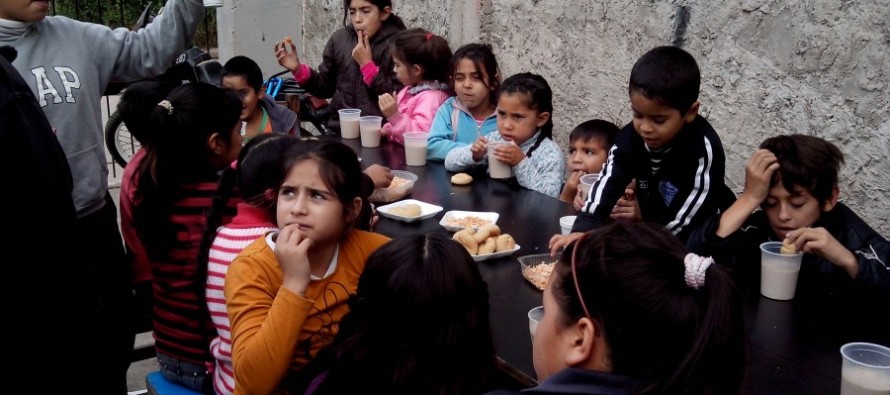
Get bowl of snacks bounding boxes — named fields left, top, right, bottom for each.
left=439, top=210, right=499, bottom=232
left=369, top=170, right=417, bottom=203
left=517, top=253, right=558, bottom=291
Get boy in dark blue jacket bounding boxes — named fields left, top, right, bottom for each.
left=687, top=134, right=889, bottom=298
left=551, top=46, right=734, bottom=254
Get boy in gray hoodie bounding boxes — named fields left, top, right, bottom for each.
left=0, top=1, right=205, bottom=393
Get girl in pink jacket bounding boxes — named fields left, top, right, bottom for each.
left=378, top=28, right=453, bottom=145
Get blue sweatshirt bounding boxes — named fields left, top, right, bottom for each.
left=0, top=0, right=205, bottom=217
left=426, top=96, right=497, bottom=161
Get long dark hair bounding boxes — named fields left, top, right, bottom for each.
left=449, top=43, right=500, bottom=105
left=499, top=72, right=553, bottom=158
left=197, top=134, right=301, bottom=279
left=555, top=222, right=746, bottom=395
left=290, top=233, right=498, bottom=394
left=132, top=82, right=241, bottom=260
left=389, top=28, right=453, bottom=84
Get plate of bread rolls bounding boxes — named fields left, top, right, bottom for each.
left=452, top=224, right=520, bottom=262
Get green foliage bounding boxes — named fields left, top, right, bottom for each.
left=50, top=0, right=217, bottom=51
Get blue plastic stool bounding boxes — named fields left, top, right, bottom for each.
left=145, top=371, right=204, bottom=395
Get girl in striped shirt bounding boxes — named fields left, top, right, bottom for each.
left=201, top=134, right=301, bottom=395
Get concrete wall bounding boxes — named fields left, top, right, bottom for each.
left=223, top=0, right=890, bottom=235
left=216, top=0, right=301, bottom=78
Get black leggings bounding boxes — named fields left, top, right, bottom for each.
left=75, top=193, right=134, bottom=394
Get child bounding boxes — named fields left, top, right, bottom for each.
left=116, top=80, right=178, bottom=332
left=225, top=140, right=391, bottom=395
left=550, top=46, right=734, bottom=255
left=126, top=82, right=243, bottom=393
left=426, top=43, right=501, bottom=160
left=377, top=28, right=452, bottom=145
left=200, top=134, right=301, bottom=395
left=560, top=119, right=641, bottom=219
left=221, top=55, right=300, bottom=140
left=1, top=1, right=205, bottom=388
left=687, top=134, right=889, bottom=297
left=274, top=0, right=406, bottom=131
left=490, top=222, right=746, bottom=395
left=288, top=233, right=500, bottom=394
left=445, top=72, right=566, bottom=197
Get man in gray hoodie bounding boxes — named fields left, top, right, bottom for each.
left=0, top=1, right=205, bottom=393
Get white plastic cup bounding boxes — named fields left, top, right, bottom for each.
left=404, top=132, right=428, bottom=166
left=338, top=109, right=361, bottom=139
left=528, top=306, right=544, bottom=340
left=487, top=142, right=513, bottom=179
left=559, top=215, right=576, bottom=235
left=579, top=173, right=600, bottom=202
left=759, top=241, right=803, bottom=300
left=840, top=342, right=890, bottom=395
left=203, top=0, right=223, bottom=7
left=359, top=116, right=382, bottom=147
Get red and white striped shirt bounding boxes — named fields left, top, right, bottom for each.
left=206, top=203, right=276, bottom=395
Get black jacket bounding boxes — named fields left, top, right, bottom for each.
left=573, top=116, right=735, bottom=242
left=687, top=202, right=890, bottom=298
left=301, top=23, right=404, bottom=127
left=485, top=368, right=641, bottom=395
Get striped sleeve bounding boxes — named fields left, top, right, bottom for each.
left=663, top=134, right=715, bottom=237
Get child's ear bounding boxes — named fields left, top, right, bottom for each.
left=412, top=64, right=424, bottom=80
left=536, top=111, right=551, bottom=128
left=684, top=101, right=700, bottom=123
left=207, top=132, right=226, bottom=155
left=346, top=197, right=363, bottom=223
left=564, top=317, right=609, bottom=370
left=822, top=186, right=840, bottom=212
left=257, top=85, right=266, bottom=100
left=379, top=6, right=392, bottom=21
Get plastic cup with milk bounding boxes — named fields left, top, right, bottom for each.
left=403, top=132, right=428, bottom=166
left=579, top=173, right=600, bottom=202
left=338, top=109, right=361, bottom=139
left=840, top=342, right=890, bottom=395
left=487, top=142, right=513, bottom=179
left=359, top=116, right=382, bottom=148
left=759, top=241, right=803, bottom=300
left=559, top=215, right=576, bottom=235
left=528, top=306, right=544, bottom=340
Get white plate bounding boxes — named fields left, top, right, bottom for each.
left=472, top=244, right=521, bottom=262
left=439, top=210, right=500, bottom=232
left=377, top=199, right=443, bottom=223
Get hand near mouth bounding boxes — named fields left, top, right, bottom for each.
left=276, top=223, right=313, bottom=296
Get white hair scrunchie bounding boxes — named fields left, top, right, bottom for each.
left=157, top=100, right=174, bottom=115
left=684, top=253, right=714, bottom=290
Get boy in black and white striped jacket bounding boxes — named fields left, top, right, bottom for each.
left=551, top=46, right=735, bottom=254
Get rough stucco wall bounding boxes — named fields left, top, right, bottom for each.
left=217, top=0, right=301, bottom=78
left=297, top=0, right=889, bottom=235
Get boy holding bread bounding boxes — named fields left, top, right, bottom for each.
left=687, top=134, right=889, bottom=298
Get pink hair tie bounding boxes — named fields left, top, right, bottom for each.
left=684, top=253, right=713, bottom=290
left=425, top=32, right=433, bottom=40
left=230, top=160, right=238, bottom=170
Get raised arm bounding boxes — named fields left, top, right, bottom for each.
left=382, top=90, right=449, bottom=145
left=102, top=0, right=205, bottom=81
